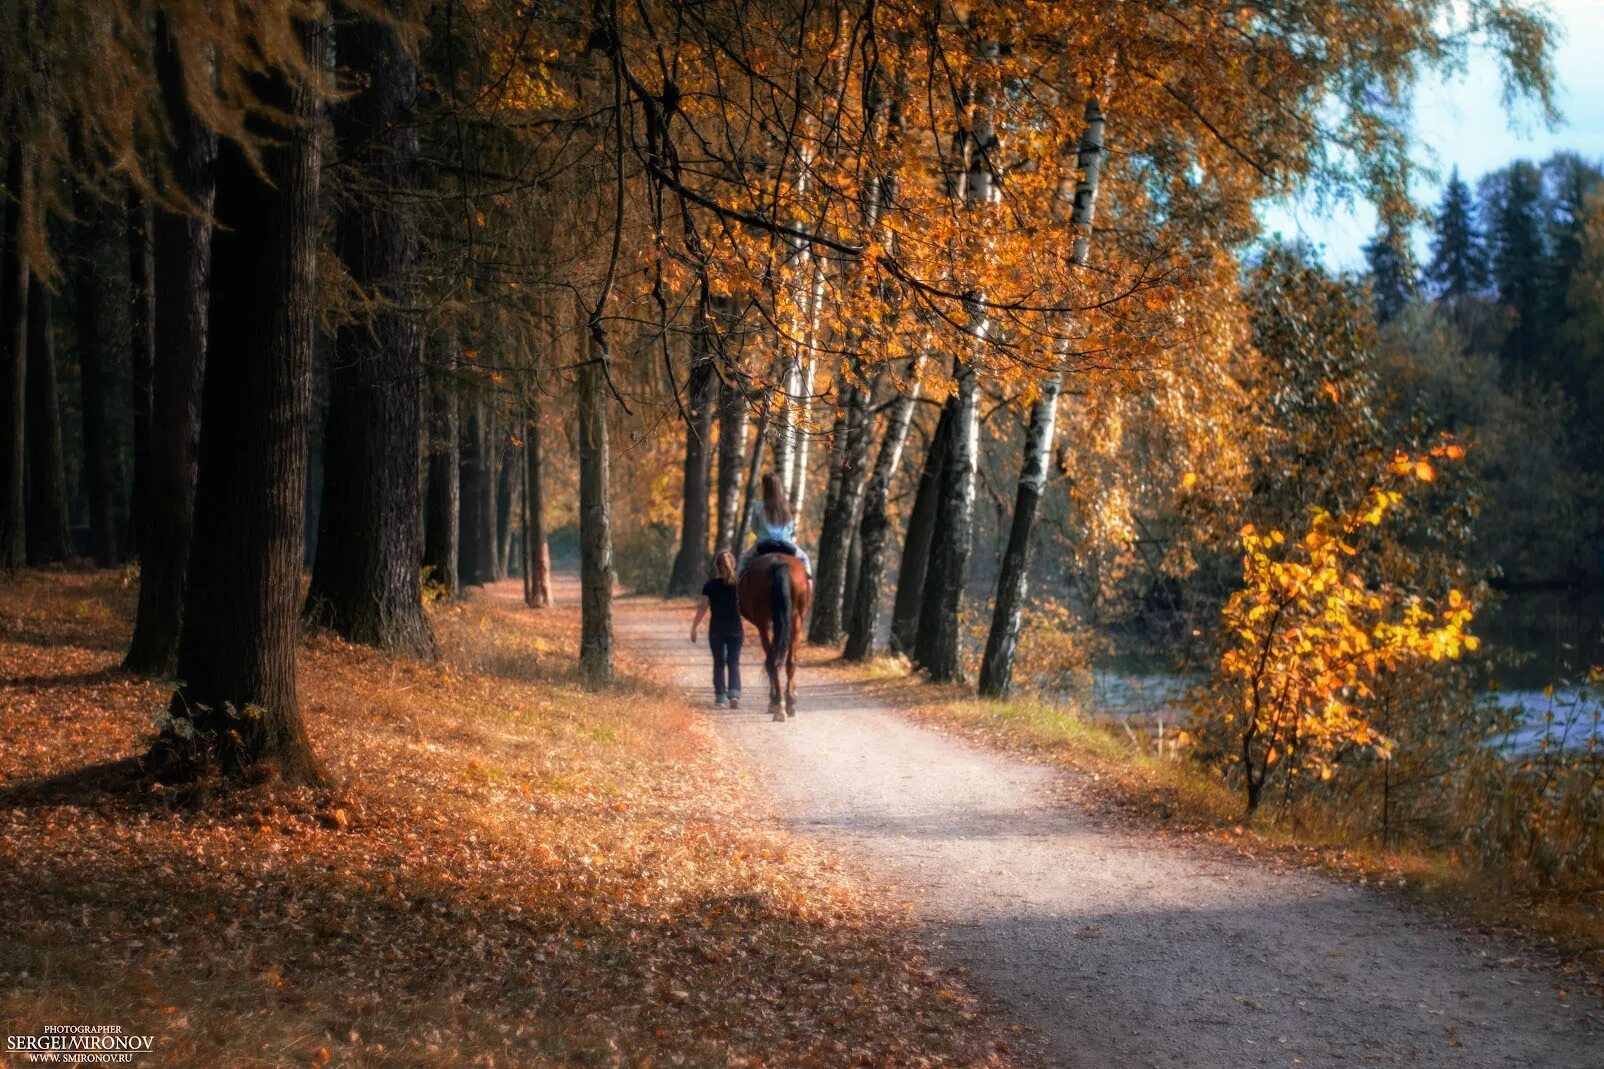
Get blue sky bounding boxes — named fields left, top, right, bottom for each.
left=1260, top=0, right=1604, bottom=269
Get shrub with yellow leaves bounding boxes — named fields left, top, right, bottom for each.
left=1199, top=442, right=1476, bottom=813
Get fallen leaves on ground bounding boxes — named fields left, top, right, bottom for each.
left=0, top=571, right=1015, bottom=1067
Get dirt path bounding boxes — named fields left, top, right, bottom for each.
left=611, top=593, right=1601, bottom=1068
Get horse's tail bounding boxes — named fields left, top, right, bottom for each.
left=768, top=560, right=793, bottom=674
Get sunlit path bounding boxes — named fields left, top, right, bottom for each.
left=615, top=592, right=1603, bottom=1069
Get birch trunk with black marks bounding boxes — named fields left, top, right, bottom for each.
left=809, top=377, right=873, bottom=644
left=844, top=375, right=919, bottom=661
left=125, top=19, right=215, bottom=674
left=979, top=99, right=1106, bottom=698
left=163, top=28, right=323, bottom=784
left=304, top=10, right=433, bottom=656
left=922, top=353, right=980, bottom=683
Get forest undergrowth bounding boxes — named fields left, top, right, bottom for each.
left=0, top=571, right=1016, bottom=1068
left=814, top=649, right=1604, bottom=997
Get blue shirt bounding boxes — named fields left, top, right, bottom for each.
left=749, top=501, right=796, bottom=544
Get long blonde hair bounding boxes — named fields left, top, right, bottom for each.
left=713, top=550, right=737, bottom=585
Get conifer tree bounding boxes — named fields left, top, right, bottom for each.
left=1427, top=168, right=1488, bottom=302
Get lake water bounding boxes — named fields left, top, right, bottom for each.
left=1073, top=588, right=1604, bottom=756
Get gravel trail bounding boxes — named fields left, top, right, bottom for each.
left=613, top=593, right=1602, bottom=1068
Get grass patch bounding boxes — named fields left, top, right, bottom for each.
left=0, top=571, right=1015, bottom=1067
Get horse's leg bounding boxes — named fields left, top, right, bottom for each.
left=784, top=612, right=799, bottom=717
left=757, top=622, right=781, bottom=718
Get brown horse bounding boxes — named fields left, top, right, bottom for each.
left=737, top=552, right=811, bottom=722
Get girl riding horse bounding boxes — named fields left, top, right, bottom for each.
left=737, top=473, right=812, bottom=721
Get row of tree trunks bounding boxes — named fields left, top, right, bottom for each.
left=124, top=17, right=216, bottom=675
left=422, top=335, right=460, bottom=596
left=809, top=373, right=873, bottom=644
left=71, top=192, right=117, bottom=566
left=843, top=371, right=920, bottom=660
left=457, top=387, right=502, bottom=587
left=163, top=22, right=323, bottom=783
left=666, top=321, right=715, bottom=595
left=0, top=144, right=28, bottom=571
left=977, top=99, right=1107, bottom=698
left=304, top=10, right=434, bottom=657
left=24, top=275, right=71, bottom=565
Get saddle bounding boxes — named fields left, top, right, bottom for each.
left=752, top=539, right=798, bottom=558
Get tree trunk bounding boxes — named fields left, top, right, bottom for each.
left=495, top=434, right=517, bottom=579
left=124, top=19, right=216, bottom=675
left=890, top=402, right=951, bottom=656
left=714, top=375, right=747, bottom=553
left=578, top=325, right=614, bottom=687
left=978, top=99, right=1106, bottom=698
left=423, top=337, right=459, bottom=596
left=483, top=398, right=501, bottom=581
left=735, top=406, right=768, bottom=553
left=977, top=379, right=1059, bottom=697
left=924, top=355, right=980, bottom=684
left=787, top=353, right=815, bottom=516
left=523, top=391, right=551, bottom=607
left=72, top=190, right=117, bottom=566
left=162, top=27, right=323, bottom=784
left=304, top=10, right=433, bottom=656
left=0, top=144, right=29, bottom=572
left=666, top=339, right=714, bottom=595
left=457, top=389, right=492, bottom=587
left=844, top=378, right=919, bottom=661
left=125, top=189, right=154, bottom=559
left=809, top=377, right=873, bottom=644
left=24, top=275, right=71, bottom=565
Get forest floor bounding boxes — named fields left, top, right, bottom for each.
left=0, top=570, right=1016, bottom=1068
left=617, top=592, right=1604, bottom=1069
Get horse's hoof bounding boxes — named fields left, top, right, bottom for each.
left=771, top=710, right=786, bottom=723
left=786, top=704, right=796, bottom=719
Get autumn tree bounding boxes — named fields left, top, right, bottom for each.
left=158, top=17, right=325, bottom=783
left=124, top=17, right=216, bottom=675
left=304, top=3, right=434, bottom=656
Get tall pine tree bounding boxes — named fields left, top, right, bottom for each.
left=1427, top=167, right=1488, bottom=301
left=1482, top=161, right=1549, bottom=372
left=1362, top=222, right=1416, bottom=323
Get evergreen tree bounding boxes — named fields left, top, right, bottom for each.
left=1426, top=168, right=1487, bottom=301
left=1481, top=161, right=1549, bottom=371
left=1362, top=223, right=1416, bottom=323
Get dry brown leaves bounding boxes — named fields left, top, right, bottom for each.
left=0, top=571, right=1015, bottom=1068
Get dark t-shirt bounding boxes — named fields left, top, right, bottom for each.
left=702, top=578, right=743, bottom=635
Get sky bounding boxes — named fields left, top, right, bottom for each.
left=1259, top=0, right=1604, bottom=269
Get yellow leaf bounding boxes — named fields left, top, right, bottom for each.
left=1414, top=460, right=1434, bottom=482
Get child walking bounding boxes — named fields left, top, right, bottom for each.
left=690, top=551, right=743, bottom=708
